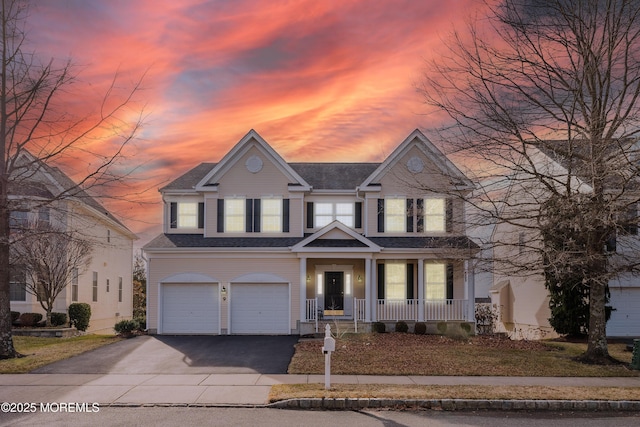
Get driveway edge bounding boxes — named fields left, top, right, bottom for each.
left=267, top=398, right=640, bottom=411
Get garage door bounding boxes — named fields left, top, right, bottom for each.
left=162, top=283, right=219, bottom=334
left=230, top=283, right=289, bottom=334
left=607, top=287, right=640, bottom=337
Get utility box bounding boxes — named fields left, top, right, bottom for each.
left=632, top=339, right=640, bottom=370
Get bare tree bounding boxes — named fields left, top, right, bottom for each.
left=0, top=0, right=144, bottom=358
left=419, top=0, right=640, bottom=363
left=10, top=222, right=92, bottom=327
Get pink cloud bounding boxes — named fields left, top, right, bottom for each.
left=23, top=0, right=482, bottom=242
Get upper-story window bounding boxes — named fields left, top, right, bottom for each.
left=224, top=198, right=245, bottom=232
left=385, top=198, right=406, bottom=232
left=217, top=198, right=290, bottom=233
left=9, top=211, right=28, bottom=229
left=378, top=197, right=451, bottom=234
left=423, top=198, right=446, bottom=232
left=315, top=202, right=355, bottom=228
left=262, top=198, right=282, bottom=232
left=170, top=202, right=205, bottom=229
left=307, top=202, right=362, bottom=229
left=178, top=202, right=198, bottom=228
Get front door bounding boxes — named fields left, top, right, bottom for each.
left=324, top=271, right=344, bottom=315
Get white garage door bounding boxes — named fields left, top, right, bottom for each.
left=162, top=283, right=219, bottom=334
left=607, top=287, right=640, bottom=337
left=230, top=283, right=289, bottom=334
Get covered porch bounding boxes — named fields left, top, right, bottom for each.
left=298, top=256, right=476, bottom=333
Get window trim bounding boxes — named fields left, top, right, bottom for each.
left=384, top=198, right=406, bottom=233
left=224, top=198, right=246, bottom=233
left=423, top=198, right=446, bottom=232
left=261, top=198, right=283, bottom=233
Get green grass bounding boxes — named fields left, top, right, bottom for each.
left=0, top=335, right=122, bottom=374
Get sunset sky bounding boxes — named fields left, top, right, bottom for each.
left=26, top=0, right=481, bottom=245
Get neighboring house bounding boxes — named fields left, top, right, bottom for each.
left=9, top=151, right=137, bottom=333
left=489, top=144, right=640, bottom=339
left=143, top=129, right=479, bottom=335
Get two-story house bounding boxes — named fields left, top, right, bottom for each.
left=489, top=143, right=640, bottom=339
left=9, top=151, right=137, bottom=333
left=143, top=129, right=479, bottom=335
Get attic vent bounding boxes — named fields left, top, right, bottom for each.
left=245, top=155, right=263, bottom=173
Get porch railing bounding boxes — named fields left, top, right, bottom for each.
left=306, top=298, right=470, bottom=326
left=305, top=298, right=318, bottom=332
left=354, top=298, right=366, bottom=332
left=376, top=299, right=470, bottom=321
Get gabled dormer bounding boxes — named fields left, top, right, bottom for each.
left=163, top=130, right=310, bottom=237
left=359, top=129, right=474, bottom=237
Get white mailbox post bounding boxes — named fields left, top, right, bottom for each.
left=321, top=324, right=335, bottom=390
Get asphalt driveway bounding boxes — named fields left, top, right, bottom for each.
left=31, top=335, right=299, bottom=375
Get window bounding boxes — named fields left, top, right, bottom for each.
left=385, top=198, right=406, bottom=232
left=224, top=199, right=245, bottom=232
left=118, top=277, right=123, bottom=303
left=424, top=198, right=446, bottom=232
left=385, top=261, right=406, bottom=300
left=92, top=272, right=98, bottom=302
left=425, top=263, right=446, bottom=300
left=106, top=278, right=110, bottom=293
left=315, top=203, right=333, bottom=228
left=314, top=203, right=355, bottom=228
left=178, top=202, right=198, bottom=228
left=9, top=282, right=26, bottom=301
left=261, top=198, right=282, bottom=232
left=9, top=266, right=26, bottom=301
left=71, top=268, right=79, bottom=302
left=38, top=207, right=50, bottom=224
left=107, top=229, right=111, bottom=243
left=622, top=203, right=638, bottom=235
left=9, top=211, right=28, bottom=229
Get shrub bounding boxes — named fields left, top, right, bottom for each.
left=114, top=319, right=139, bottom=336
left=133, top=315, right=146, bottom=331
left=372, top=322, right=386, bottom=333
left=414, top=322, right=427, bottom=335
left=395, top=321, right=409, bottom=333
left=50, top=312, right=68, bottom=327
left=437, top=321, right=448, bottom=334
left=11, top=311, right=20, bottom=323
left=68, top=303, right=91, bottom=332
left=18, top=312, right=43, bottom=327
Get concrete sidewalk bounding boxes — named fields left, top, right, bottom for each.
left=1, top=373, right=639, bottom=407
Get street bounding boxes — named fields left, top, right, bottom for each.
left=1, top=407, right=639, bottom=427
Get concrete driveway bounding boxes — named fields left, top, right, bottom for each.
left=31, top=335, right=299, bottom=375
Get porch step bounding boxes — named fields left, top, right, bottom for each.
left=313, top=320, right=368, bottom=336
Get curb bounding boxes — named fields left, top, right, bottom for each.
left=268, top=398, right=640, bottom=411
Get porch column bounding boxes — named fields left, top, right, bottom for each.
left=365, top=258, right=372, bottom=322
left=417, top=259, right=425, bottom=321
left=465, top=260, right=475, bottom=324
left=370, top=258, right=377, bottom=322
left=300, top=257, right=307, bottom=322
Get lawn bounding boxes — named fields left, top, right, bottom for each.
left=0, top=335, right=122, bottom=374
left=269, top=384, right=640, bottom=403
left=288, top=333, right=637, bottom=377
